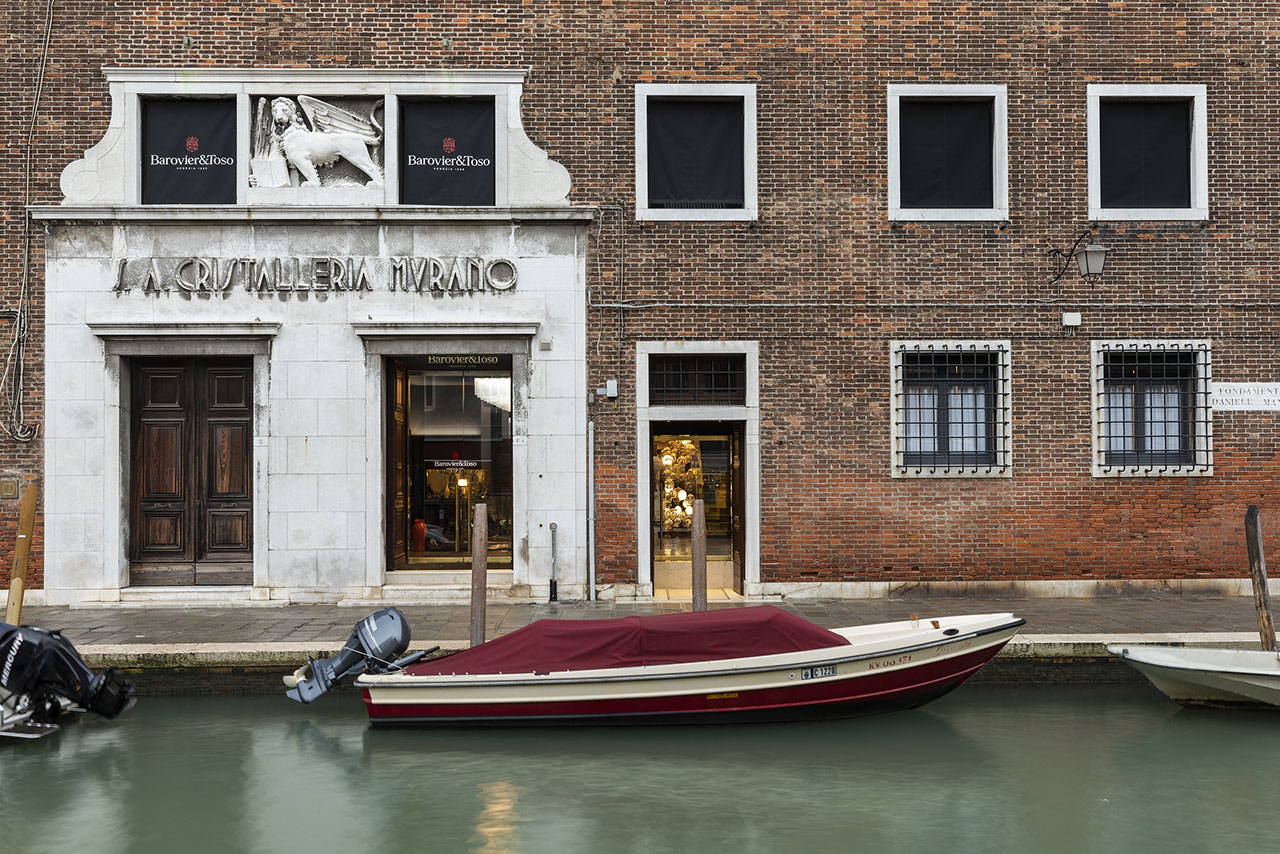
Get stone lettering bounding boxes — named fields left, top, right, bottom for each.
left=112, top=256, right=519, bottom=298
left=1211, top=382, right=1280, bottom=411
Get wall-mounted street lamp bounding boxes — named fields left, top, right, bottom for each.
left=1049, top=230, right=1109, bottom=287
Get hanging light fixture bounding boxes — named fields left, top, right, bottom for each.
left=1049, top=229, right=1109, bottom=287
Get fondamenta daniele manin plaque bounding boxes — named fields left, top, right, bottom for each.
left=1210, top=382, right=1280, bottom=411
left=111, top=255, right=517, bottom=296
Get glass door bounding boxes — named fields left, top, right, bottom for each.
left=388, top=355, right=513, bottom=570
left=651, top=422, right=737, bottom=591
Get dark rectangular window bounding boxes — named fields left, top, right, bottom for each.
left=647, top=99, right=745, bottom=209
left=1100, top=100, right=1192, bottom=209
left=899, top=350, right=998, bottom=467
left=141, top=99, right=237, bottom=205
left=400, top=99, right=496, bottom=205
left=1102, top=350, right=1198, bottom=466
left=649, top=355, right=746, bottom=406
left=898, top=100, right=994, bottom=209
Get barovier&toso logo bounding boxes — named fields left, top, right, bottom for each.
left=406, top=135, right=490, bottom=169
left=186, top=136, right=200, bottom=152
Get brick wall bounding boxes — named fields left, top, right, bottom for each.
left=3, top=1, right=1278, bottom=589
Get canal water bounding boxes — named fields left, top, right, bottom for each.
left=3, top=685, right=1278, bottom=853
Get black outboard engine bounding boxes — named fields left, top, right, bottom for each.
left=284, top=607, right=427, bottom=704
left=0, top=623, right=136, bottom=738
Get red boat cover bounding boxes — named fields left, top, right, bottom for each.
left=405, top=605, right=851, bottom=675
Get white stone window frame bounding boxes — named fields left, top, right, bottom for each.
left=63, top=68, right=569, bottom=209
left=634, top=83, right=758, bottom=222
left=635, top=341, right=760, bottom=596
left=887, top=84, right=1009, bottom=222
left=1087, top=84, right=1209, bottom=222
left=890, top=340, right=1013, bottom=478
left=1091, top=340, right=1213, bottom=478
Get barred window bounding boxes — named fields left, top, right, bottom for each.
left=891, top=342, right=1011, bottom=477
left=1092, top=342, right=1212, bottom=476
left=649, top=355, right=746, bottom=406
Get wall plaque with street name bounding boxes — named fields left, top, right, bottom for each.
left=1211, top=382, right=1280, bottom=411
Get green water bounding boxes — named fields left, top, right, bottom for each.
left=2, top=685, right=1278, bottom=853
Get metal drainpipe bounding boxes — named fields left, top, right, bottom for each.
left=549, top=522, right=558, bottom=602
left=587, top=419, right=596, bottom=601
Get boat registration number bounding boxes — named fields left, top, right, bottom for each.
left=801, top=665, right=836, bottom=680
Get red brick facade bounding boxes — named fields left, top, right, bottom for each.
left=3, top=2, right=1278, bottom=592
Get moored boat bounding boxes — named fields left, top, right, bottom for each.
left=1108, top=645, right=1280, bottom=710
left=327, top=606, right=1024, bottom=727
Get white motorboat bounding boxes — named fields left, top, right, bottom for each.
left=285, top=606, right=1025, bottom=727
left=1109, top=644, right=1280, bottom=710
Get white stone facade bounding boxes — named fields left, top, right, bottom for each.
left=34, top=69, right=592, bottom=605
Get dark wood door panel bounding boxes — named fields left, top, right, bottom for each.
left=139, top=420, right=186, bottom=499
left=205, top=510, right=250, bottom=552
left=137, top=510, right=187, bottom=556
left=130, top=358, right=253, bottom=586
left=206, top=420, right=250, bottom=499
left=207, top=369, right=250, bottom=409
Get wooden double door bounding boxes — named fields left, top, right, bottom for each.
left=129, top=358, right=253, bottom=585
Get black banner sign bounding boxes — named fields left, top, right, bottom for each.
left=141, top=99, right=237, bottom=205
left=422, top=354, right=512, bottom=370
left=400, top=99, right=496, bottom=205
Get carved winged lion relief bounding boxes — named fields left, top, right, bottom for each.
left=251, top=95, right=384, bottom=189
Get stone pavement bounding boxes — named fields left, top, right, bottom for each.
left=17, top=593, right=1269, bottom=646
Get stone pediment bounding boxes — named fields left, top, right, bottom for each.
left=60, top=68, right=572, bottom=208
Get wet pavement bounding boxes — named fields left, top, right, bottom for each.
left=18, top=594, right=1269, bottom=646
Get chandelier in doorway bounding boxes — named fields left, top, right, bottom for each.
left=656, top=438, right=702, bottom=530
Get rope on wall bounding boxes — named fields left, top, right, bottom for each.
left=0, top=0, right=54, bottom=443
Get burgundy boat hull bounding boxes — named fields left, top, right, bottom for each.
left=362, top=641, right=1009, bottom=727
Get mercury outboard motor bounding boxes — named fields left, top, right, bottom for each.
left=0, top=623, right=136, bottom=738
left=284, top=607, right=429, bottom=704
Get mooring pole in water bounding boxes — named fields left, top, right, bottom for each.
left=691, top=499, right=708, bottom=612
left=4, top=484, right=38, bottom=626
left=1244, top=506, right=1277, bottom=652
left=470, top=503, right=488, bottom=649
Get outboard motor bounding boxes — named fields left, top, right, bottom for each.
left=284, top=607, right=428, bottom=704
left=0, top=623, right=136, bottom=738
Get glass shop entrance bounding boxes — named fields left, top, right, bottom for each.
left=386, top=355, right=513, bottom=571
left=650, top=421, right=745, bottom=595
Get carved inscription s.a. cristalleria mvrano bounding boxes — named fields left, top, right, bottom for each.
left=112, top=256, right=518, bottom=296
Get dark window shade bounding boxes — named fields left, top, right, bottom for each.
left=141, top=100, right=237, bottom=205
left=647, top=99, right=745, bottom=209
left=400, top=99, right=496, bottom=206
left=898, top=100, right=994, bottom=209
left=1100, top=100, right=1192, bottom=209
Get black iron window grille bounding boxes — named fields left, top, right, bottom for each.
left=893, top=344, right=1009, bottom=473
left=1099, top=347, right=1209, bottom=470
left=648, top=355, right=746, bottom=406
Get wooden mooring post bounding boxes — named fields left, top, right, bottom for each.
left=1243, top=505, right=1277, bottom=652
left=691, top=499, right=707, bottom=612
left=470, top=503, right=488, bottom=649
left=4, top=485, right=38, bottom=626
